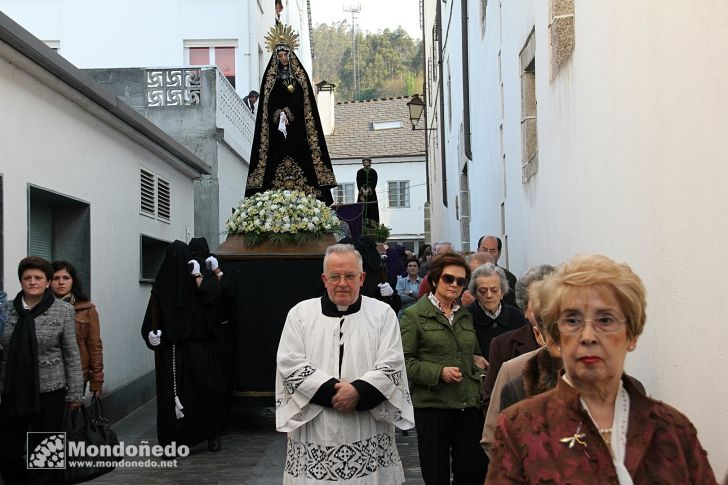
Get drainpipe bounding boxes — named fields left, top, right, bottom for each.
left=421, top=0, right=430, bottom=204
left=437, top=0, right=447, bottom=206
left=461, top=0, right=472, bottom=160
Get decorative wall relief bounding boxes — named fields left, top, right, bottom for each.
left=145, top=69, right=201, bottom=107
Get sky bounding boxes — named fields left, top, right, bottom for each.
left=308, top=0, right=421, bottom=39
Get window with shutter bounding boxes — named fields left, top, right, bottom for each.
left=28, top=200, right=53, bottom=260
left=140, top=168, right=171, bottom=224
left=140, top=168, right=155, bottom=216
left=157, top=177, right=171, bottom=221
left=26, top=186, right=91, bottom=292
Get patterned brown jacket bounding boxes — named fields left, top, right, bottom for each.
left=486, top=375, right=718, bottom=484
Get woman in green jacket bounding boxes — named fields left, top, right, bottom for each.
left=400, top=253, right=488, bottom=484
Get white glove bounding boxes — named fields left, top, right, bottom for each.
left=205, top=256, right=219, bottom=271
left=148, top=330, right=162, bottom=347
left=378, top=282, right=394, bottom=297
left=188, top=259, right=201, bottom=276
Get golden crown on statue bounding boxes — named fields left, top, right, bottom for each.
left=265, top=23, right=300, bottom=53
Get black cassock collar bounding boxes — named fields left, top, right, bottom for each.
left=321, top=293, right=362, bottom=317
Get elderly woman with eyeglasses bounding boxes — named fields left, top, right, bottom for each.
left=486, top=254, right=717, bottom=484
left=400, top=253, right=488, bottom=484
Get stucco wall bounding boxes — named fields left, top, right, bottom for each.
left=0, top=48, right=196, bottom=394
left=216, top=142, right=248, bottom=246
left=465, top=0, right=728, bottom=475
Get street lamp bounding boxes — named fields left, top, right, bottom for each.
left=406, top=94, right=426, bottom=131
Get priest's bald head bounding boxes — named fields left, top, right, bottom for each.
left=322, top=244, right=366, bottom=306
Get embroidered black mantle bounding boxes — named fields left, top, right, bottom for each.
left=245, top=50, right=336, bottom=205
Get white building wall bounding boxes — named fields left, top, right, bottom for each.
left=423, top=0, right=463, bottom=247
left=0, top=0, right=312, bottom=96
left=332, top=159, right=426, bottom=239
left=0, top=46, right=197, bottom=393
left=217, top=142, right=249, bottom=245
left=462, top=0, right=728, bottom=475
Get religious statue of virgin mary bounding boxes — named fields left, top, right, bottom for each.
left=245, top=24, right=337, bottom=205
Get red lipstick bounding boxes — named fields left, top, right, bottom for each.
left=579, top=356, right=602, bottom=364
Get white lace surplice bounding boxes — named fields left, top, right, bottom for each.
left=276, top=296, right=415, bottom=484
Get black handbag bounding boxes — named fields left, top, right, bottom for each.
left=64, top=397, right=119, bottom=484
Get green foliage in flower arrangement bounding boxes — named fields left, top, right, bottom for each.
left=363, top=220, right=391, bottom=243
left=226, top=190, right=340, bottom=247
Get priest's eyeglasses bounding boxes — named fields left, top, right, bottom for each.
left=557, top=313, right=627, bottom=334
left=327, top=273, right=359, bottom=283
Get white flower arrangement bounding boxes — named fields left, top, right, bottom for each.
left=226, top=189, right=340, bottom=246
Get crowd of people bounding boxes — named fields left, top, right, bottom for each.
left=0, top=232, right=721, bottom=484
left=276, top=237, right=721, bottom=484
left=0, top=236, right=236, bottom=484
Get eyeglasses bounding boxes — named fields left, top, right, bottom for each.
left=557, top=314, right=627, bottom=334
left=480, top=248, right=499, bottom=255
left=440, top=274, right=469, bottom=287
left=326, top=273, right=360, bottom=283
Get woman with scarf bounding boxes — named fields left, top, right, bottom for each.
left=245, top=23, right=336, bottom=204
left=51, top=260, right=104, bottom=397
left=141, top=241, right=227, bottom=453
left=0, top=256, right=83, bottom=484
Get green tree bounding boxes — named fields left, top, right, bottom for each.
left=312, top=24, right=423, bottom=102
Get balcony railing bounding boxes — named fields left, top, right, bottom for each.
left=215, top=69, right=255, bottom=152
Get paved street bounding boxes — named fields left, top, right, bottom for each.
left=90, top=399, right=425, bottom=484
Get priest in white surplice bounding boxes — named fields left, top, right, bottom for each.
left=276, top=243, right=415, bottom=484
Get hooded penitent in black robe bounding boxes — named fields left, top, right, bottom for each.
left=188, top=237, right=236, bottom=430
left=141, top=240, right=226, bottom=447
left=338, top=236, right=401, bottom=314
left=245, top=47, right=336, bottom=205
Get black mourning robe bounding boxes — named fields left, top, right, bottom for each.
left=188, top=237, right=236, bottom=430
left=140, top=240, right=227, bottom=447
left=245, top=50, right=336, bottom=204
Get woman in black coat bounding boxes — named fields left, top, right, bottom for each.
left=467, top=263, right=528, bottom=361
